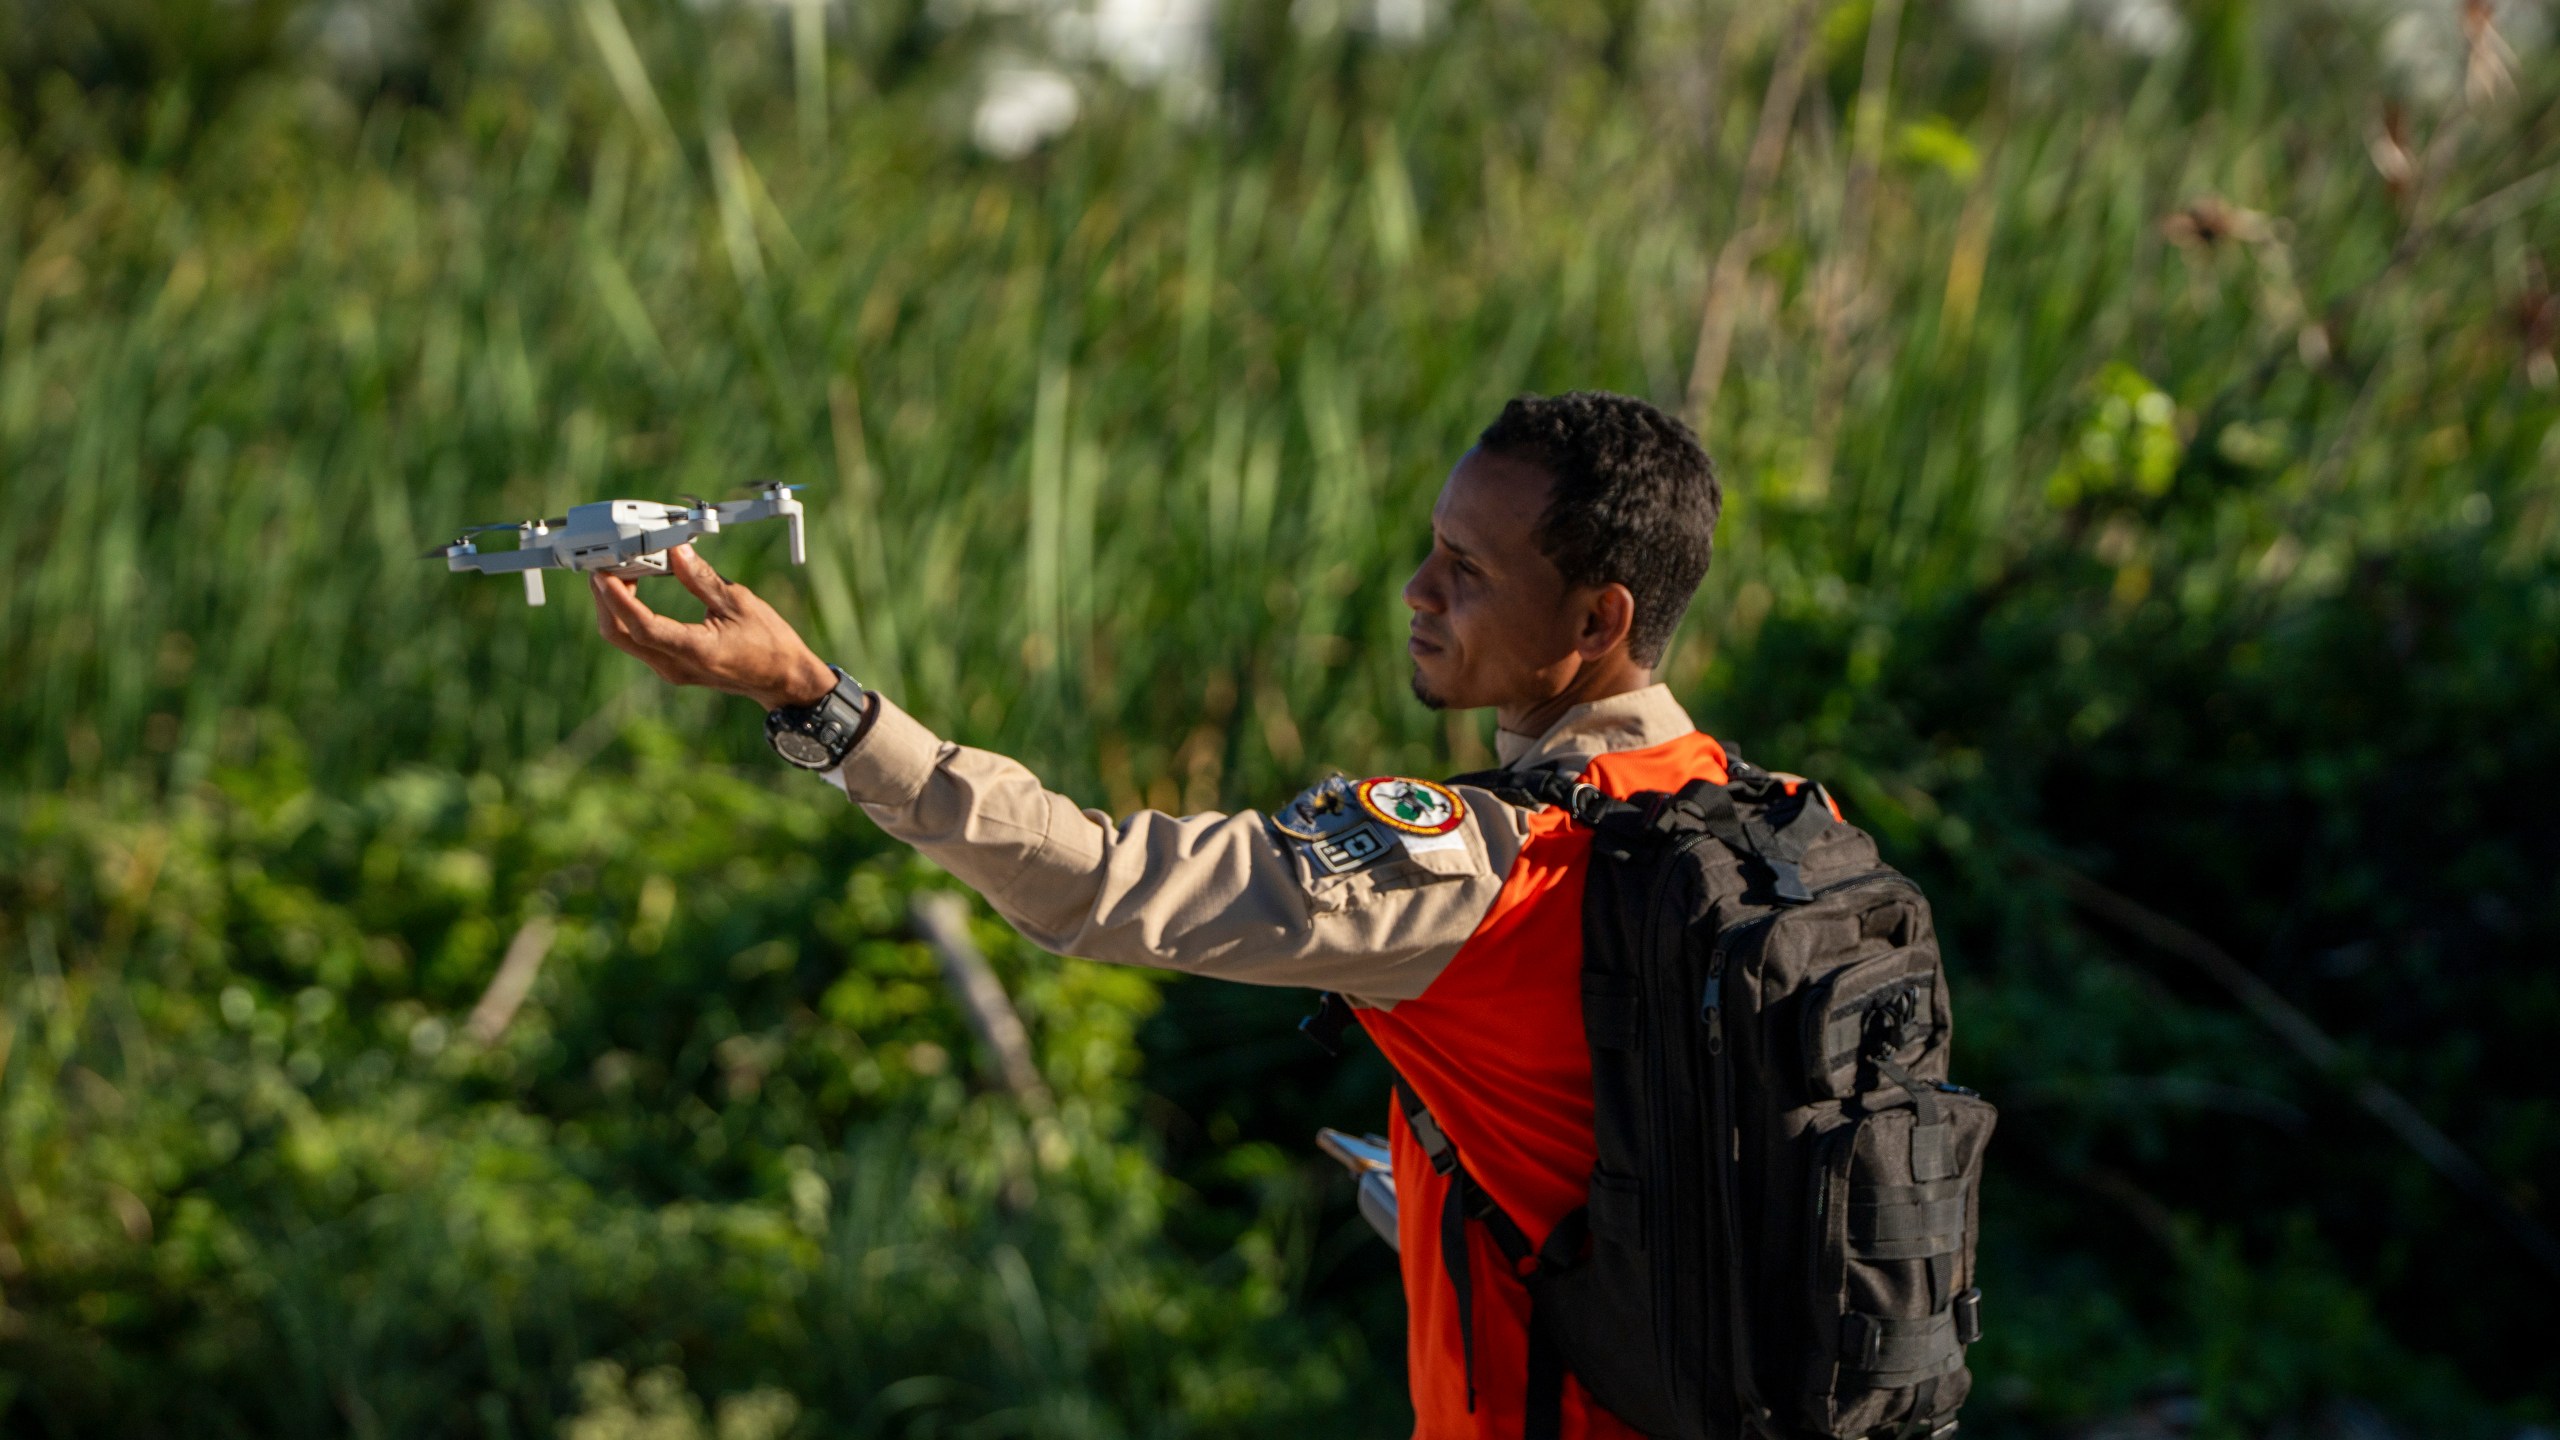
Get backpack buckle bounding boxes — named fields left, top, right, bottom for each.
left=1563, top=782, right=1609, bottom=826
left=1862, top=987, right=1919, bottom=1060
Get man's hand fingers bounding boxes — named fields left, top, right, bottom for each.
left=591, top=577, right=651, bottom=653
left=591, top=570, right=668, bottom=644
left=592, top=580, right=710, bottom=689
left=670, top=544, right=737, bottom=617
left=592, top=571, right=698, bottom=656
left=588, top=572, right=653, bottom=648
left=589, top=551, right=821, bottom=706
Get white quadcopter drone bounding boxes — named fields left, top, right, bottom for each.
left=426, top=481, right=808, bottom=605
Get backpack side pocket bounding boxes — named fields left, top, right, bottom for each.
left=1802, top=1093, right=1995, bottom=1439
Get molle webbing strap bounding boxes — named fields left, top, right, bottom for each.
left=1875, top=1053, right=1956, bottom=1185
left=1838, top=1311, right=1965, bottom=1384
left=1848, top=1181, right=1969, bottom=1261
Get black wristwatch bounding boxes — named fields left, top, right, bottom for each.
left=765, top=665, right=871, bottom=770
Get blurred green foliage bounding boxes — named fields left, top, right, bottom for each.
left=2, top=0, right=2557, bottom=1434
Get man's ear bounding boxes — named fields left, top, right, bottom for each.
left=1578, top=582, right=1638, bottom=660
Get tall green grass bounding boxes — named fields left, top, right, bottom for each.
left=4, top=2, right=2542, bottom=807
left=6, top=0, right=2559, bottom=1434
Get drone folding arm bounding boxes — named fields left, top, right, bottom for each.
left=711, top=484, right=807, bottom=565
left=451, top=548, right=551, bottom=574
left=443, top=538, right=555, bottom=605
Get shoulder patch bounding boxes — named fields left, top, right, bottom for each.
left=1273, top=774, right=1365, bottom=842
left=1355, top=777, right=1466, bottom=836
left=1275, top=775, right=1402, bottom=877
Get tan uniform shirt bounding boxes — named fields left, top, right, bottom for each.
left=821, top=684, right=1702, bottom=1006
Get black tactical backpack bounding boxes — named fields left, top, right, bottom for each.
left=1315, top=753, right=1995, bottom=1440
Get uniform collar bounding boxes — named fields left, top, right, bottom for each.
left=1494, top=683, right=1697, bottom=773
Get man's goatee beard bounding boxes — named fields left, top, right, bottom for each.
left=1409, top=667, right=1447, bottom=711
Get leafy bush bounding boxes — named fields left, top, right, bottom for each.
left=0, top=734, right=1377, bottom=1434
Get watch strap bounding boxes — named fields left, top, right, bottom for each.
left=766, top=666, right=873, bottom=770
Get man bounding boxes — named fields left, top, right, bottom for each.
left=592, top=390, right=1727, bottom=1438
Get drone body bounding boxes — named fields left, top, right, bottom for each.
left=429, top=482, right=807, bottom=605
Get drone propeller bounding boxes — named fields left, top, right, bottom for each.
left=421, top=538, right=473, bottom=558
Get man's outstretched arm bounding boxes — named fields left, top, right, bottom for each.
left=589, top=548, right=1518, bottom=1005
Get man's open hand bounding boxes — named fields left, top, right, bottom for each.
left=590, top=544, right=838, bottom=711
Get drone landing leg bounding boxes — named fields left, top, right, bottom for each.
left=525, top=570, right=547, bottom=607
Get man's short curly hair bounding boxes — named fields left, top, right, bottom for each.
left=1475, top=391, right=1720, bottom=668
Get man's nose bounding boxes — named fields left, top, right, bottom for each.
left=1401, top=563, right=1438, bottom=614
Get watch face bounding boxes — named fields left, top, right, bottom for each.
left=773, top=729, right=834, bottom=768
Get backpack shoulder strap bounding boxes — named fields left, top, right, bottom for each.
left=1453, top=755, right=1843, bottom=904
left=1391, top=1077, right=1550, bottom=1423
left=1660, top=772, right=1842, bottom=904
left=1444, top=764, right=1635, bottom=829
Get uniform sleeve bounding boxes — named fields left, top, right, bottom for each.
left=821, top=695, right=1525, bottom=1007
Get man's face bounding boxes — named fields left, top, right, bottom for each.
left=1402, top=447, right=1587, bottom=712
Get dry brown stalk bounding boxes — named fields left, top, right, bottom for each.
left=465, top=914, right=558, bottom=1046
left=910, top=891, right=1053, bottom=1113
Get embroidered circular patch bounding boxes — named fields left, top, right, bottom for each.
left=1355, top=777, right=1467, bottom=836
